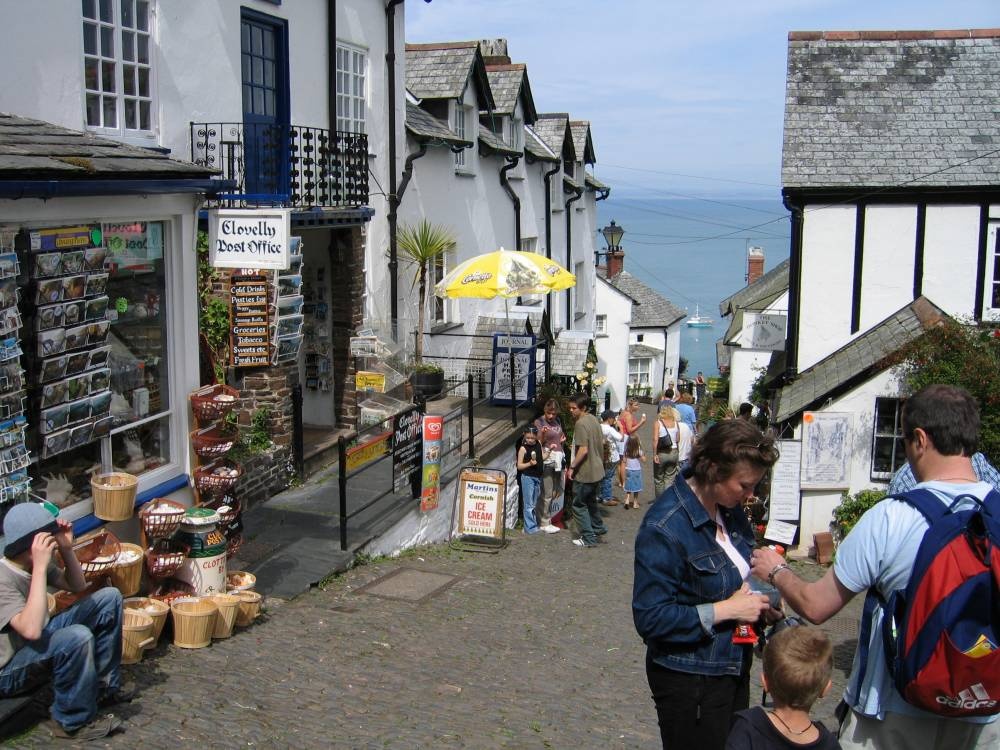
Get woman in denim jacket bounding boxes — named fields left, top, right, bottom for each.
left=633, top=420, right=780, bottom=750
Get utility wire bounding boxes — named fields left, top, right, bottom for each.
left=600, top=163, right=779, bottom=189
left=603, top=173, right=787, bottom=216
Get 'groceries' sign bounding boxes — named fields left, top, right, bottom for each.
left=208, top=208, right=290, bottom=270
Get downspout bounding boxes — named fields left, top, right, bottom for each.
left=499, top=155, right=521, bottom=248
left=782, top=194, right=803, bottom=380
left=542, top=162, right=560, bottom=325
left=397, top=142, right=427, bottom=201
left=328, top=0, right=337, bottom=147
left=386, top=0, right=405, bottom=341
left=595, top=187, right=610, bottom=202
left=564, top=185, right=583, bottom=330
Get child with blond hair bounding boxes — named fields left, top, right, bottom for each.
left=726, top=626, right=840, bottom=749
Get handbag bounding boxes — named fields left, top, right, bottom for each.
left=656, top=421, right=674, bottom=452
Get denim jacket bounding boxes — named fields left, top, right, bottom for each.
left=632, top=473, right=754, bottom=676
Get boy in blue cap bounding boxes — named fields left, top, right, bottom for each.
left=0, top=502, right=129, bottom=740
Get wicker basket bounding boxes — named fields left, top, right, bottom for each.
left=234, top=590, right=261, bottom=627
left=90, top=472, right=138, bottom=521
left=171, top=597, right=218, bottom=648
left=109, top=543, right=144, bottom=597
left=74, top=531, right=121, bottom=581
left=138, top=498, right=186, bottom=540
left=189, top=384, right=239, bottom=427
left=124, top=596, right=170, bottom=642
left=205, top=495, right=241, bottom=526
left=145, top=539, right=189, bottom=579
left=211, top=593, right=240, bottom=639
left=225, top=533, right=243, bottom=559
left=121, top=609, right=155, bottom=664
left=190, top=426, right=237, bottom=460
left=193, top=461, right=243, bottom=500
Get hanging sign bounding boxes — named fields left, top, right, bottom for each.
left=456, top=468, right=506, bottom=539
left=208, top=208, right=290, bottom=270
left=741, top=313, right=786, bottom=351
left=420, top=415, right=443, bottom=512
left=230, top=274, right=271, bottom=367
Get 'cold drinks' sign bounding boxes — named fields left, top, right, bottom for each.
left=208, top=208, right=290, bottom=270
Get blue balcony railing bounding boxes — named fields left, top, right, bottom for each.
left=190, top=122, right=369, bottom=209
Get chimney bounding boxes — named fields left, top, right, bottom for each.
left=479, top=38, right=510, bottom=64
left=746, top=246, right=765, bottom=285
left=606, top=250, right=625, bottom=279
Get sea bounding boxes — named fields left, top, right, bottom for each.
left=595, top=195, right=791, bottom=379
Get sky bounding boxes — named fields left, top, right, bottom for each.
left=406, top=0, right=999, bottom=199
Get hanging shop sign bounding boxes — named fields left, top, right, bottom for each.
left=420, top=415, right=443, bottom=512
left=208, top=208, right=290, bottom=270
left=490, top=334, right=536, bottom=406
left=391, top=406, right=423, bottom=495
left=230, top=274, right=271, bottom=368
left=740, top=313, right=786, bottom=351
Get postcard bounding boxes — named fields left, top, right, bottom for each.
left=37, top=328, right=66, bottom=358
left=34, top=253, right=61, bottom=277
left=39, top=355, right=68, bottom=383
left=62, top=275, right=86, bottom=300
left=0, top=280, right=17, bottom=309
left=60, top=250, right=85, bottom=275
left=87, top=321, right=110, bottom=345
left=63, top=324, right=89, bottom=351
left=84, top=272, right=109, bottom=297
left=87, top=346, right=111, bottom=369
left=84, top=296, right=109, bottom=322
left=69, top=422, right=93, bottom=448
left=40, top=403, right=70, bottom=434
left=0, top=253, right=18, bottom=280
left=40, top=380, right=67, bottom=409
left=36, top=303, right=65, bottom=331
left=62, top=300, right=85, bottom=327
left=36, top=278, right=63, bottom=305
left=84, top=246, right=107, bottom=271
left=42, top=429, right=71, bottom=459
left=64, top=351, right=90, bottom=376
left=67, top=397, right=91, bottom=424
left=66, top=374, right=89, bottom=402
left=92, top=416, right=113, bottom=439
left=88, top=368, right=110, bottom=393
left=89, top=391, right=111, bottom=418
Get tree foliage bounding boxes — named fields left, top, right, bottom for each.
left=885, top=319, right=1000, bottom=463
left=397, top=220, right=456, bottom=365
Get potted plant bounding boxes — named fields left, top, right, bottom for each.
left=397, top=219, right=456, bottom=400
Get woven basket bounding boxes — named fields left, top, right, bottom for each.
left=90, top=472, right=137, bottom=521
left=234, top=590, right=261, bottom=627
left=171, top=597, right=218, bottom=649
left=225, top=533, right=243, bottom=559
left=145, top=539, right=189, bottom=579
left=124, top=596, right=170, bottom=642
left=109, top=543, right=144, bottom=597
left=74, top=531, right=121, bottom=581
left=138, top=498, right=187, bottom=540
left=121, top=609, right=155, bottom=664
left=190, top=426, right=237, bottom=460
left=205, top=495, right=241, bottom=526
left=189, top=384, right=239, bottom=427
left=193, top=461, right=242, bottom=500
left=211, top=594, right=240, bottom=639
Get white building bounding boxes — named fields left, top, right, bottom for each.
left=771, top=29, right=1000, bottom=552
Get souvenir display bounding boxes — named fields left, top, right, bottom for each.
left=0, top=231, right=28, bottom=504
left=272, top=237, right=306, bottom=371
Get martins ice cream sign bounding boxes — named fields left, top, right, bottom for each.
left=208, top=208, right=290, bottom=270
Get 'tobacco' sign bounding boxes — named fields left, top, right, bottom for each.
left=208, top=208, right=290, bottom=270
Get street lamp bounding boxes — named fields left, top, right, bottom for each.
left=596, top=220, right=625, bottom=265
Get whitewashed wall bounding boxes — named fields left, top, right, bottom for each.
left=595, top=279, right=633, bottom=411
left=664, top=321, right=682, bottom=389
left=728, top=290, right=788, bottom=407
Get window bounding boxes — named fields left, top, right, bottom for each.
left=336, top=43, right=367, bottom=133
left=573, top=261, right=585, bottom=318
left=516, top=238, right=541, bottom=306
left=987, top=223, right=1000, bottom=320
left=430, top=252, right=450, bottom=325
left=564, top=158, right=575, bottom=179
left=596, top=315, right=607, bottom=335
left=636, top=334, right=644, bottom=342
left=628, top=358, right=652, bottom=397
left=551, top=166, right=563, bottom=211
left=871, top=397, right=906, bottom=480
left=453, top=104, right=468, bottom=170
left=82, top=0, right=154, bottom=136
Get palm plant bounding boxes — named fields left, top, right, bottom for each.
left=397, top=220, right=457, bottom=365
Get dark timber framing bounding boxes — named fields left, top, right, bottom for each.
left=850, top=202, right=866, bottom=334
left=913, top=203, right=926, bottom=299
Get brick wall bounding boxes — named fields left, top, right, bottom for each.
left=330, top=226, right=366, bottom=429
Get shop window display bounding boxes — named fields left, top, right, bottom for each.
left=2, top=221, right=173, bottom=515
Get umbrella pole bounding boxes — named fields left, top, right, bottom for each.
left=507, top=297, right=517, bottom=426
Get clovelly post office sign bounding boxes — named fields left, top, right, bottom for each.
left=208, top=208, right=290, bottom=270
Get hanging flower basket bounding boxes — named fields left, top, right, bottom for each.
left=190, top=425, right=237, bottom=460
left=189, top=384, right=239, bottom=427
left=194, top=460, right=243, bottom=500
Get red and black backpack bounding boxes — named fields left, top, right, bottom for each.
left=857, top=488, right=1000, bottom=717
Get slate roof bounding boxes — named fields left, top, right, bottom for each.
left=773, top=296, right=948, bottom=422
left=585, top=173, right=609, bottom=191
left=405, top=102, right=471, bottom=147
left=722, top=289, right=786, bottom=346
left=405, top=42, right=496, bottom=110
left=716, top=338, right=731, bottom=371
left=782, top=30, right=1000, bottom=189
left=597, top=269, right=686, bottom=328
left=524, top=126, right=558, bottom=162
left=0, top=113, right=215, bottom=179
left=629, top=343, right=663, bottom=358
left=562, top=173, right=581, bottom=191
left=532, top=114, right=576, bottom=162
left=485, top=64, right=537, bottom=123
left=478, top=123, right=519, bottom=157
left=719, top=258, right=790, bottom=317
left=569, top=121, right=596, bottom=164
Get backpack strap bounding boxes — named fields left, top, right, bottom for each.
left=887, top=488, right=950, bottom=525
left=851, top=589, right=885, bottom=699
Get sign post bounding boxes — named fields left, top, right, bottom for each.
left=451, top=466, right=508, bottom=552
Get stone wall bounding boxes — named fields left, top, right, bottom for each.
left=330, top=226, right=366, bottom=429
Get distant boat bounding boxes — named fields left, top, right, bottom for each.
left=686, top=305, right=714, bottom=328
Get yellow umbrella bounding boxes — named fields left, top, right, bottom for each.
left=434, top=249, right=575, bottom=403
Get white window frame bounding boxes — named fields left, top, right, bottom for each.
left=986, top=223, right=1000, bottom=321
left=551, top=165, right=563, bottom=212
left=430, top=252, right=453, bottom=325
left=871, top=396, right=906, bottom=481
left=628, top=358, right=651, bottom=386
left=514, top=238, right=542, bottom=307
left=573, top=261, right=585, bottom=319
left=595, top=315, right=607, bottom=336
left=82, top=0, right=156, bottom=143
left=453, top=102, right=472, bottom=173
left=336, top=42, right=367, bottom=134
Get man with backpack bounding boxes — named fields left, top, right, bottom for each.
left=750, top=384, right=1000, bottom=749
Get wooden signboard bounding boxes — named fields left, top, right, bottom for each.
left=453, top=467, right=507, bottom=551
left=230, top=274, right=271, bottom=367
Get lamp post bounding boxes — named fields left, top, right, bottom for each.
left=596, top=220, right=625, bottom=265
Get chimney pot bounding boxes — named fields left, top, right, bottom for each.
left=606, top=250, right=624, bottom=278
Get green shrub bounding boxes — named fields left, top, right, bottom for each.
left=832, top=489, right=886, bottom=542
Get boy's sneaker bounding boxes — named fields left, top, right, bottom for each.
left=571, top=538, right=597, bottom=548
left=99, top=680, right=137, bottom=707
left=48, top=713, right=122, bottom=741
left=542, top=524, right=560, bottom=534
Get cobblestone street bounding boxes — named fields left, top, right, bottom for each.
left=6, top=436, right=861, bottom=748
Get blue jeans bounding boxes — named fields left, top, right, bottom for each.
left=599, top=461, right=617, bottom=501
left=572, top=480, right=607, bottom=545
left=520, top=475, right=542, bottom=533
left=0, top=586, right=123, bottom=731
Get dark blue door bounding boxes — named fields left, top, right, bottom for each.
left=241, top=12, right=289, bottom=201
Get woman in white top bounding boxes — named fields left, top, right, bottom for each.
left=651, top=406, right=693, bottom=497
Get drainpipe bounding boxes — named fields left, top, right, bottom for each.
left=397, top=142, right=427, bottom=201
left=499, top=155, right=521, bottom=248
left=328, top=1, right=337, bottom=143
left=386, top=0, right=405, bottom=341
left=542, top=162, right=560, bottom=324
left=595, top=187, right=610, bottom=202
left=564, top=185, right=583, bottom=330
left=782, top=194, right=803, bottom=381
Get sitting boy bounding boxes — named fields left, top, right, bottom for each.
left=0, top=503, right=130, bottom=740
left=727, top=626, right=841, bottom=749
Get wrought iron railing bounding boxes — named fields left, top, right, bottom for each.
left=190, top=122, right=369, bottom=209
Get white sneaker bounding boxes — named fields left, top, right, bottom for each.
left=542, top=524, right=560, bottom=534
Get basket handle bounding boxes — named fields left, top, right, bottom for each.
left=138, top=636, right=155, bottom=650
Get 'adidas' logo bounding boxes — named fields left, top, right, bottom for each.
left=936, top=683, right=998, bottom=710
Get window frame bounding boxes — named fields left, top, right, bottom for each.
left=452, top=101, right=472, bottom=173
left=430, top=250, right=453, bottom=325
left=986, top=222, right=1000, bottom=321
left=871, top=396, right=906, bottom=481
left=82, top=0, right=156, bottom=143
left=595, top=314, right=607, bottom=336
left=335, top=41, right=367, bottom=134
left=628, top=358, right=651, bottom=386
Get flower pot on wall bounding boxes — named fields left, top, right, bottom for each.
left=410, top=369, right=444, bottom=401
